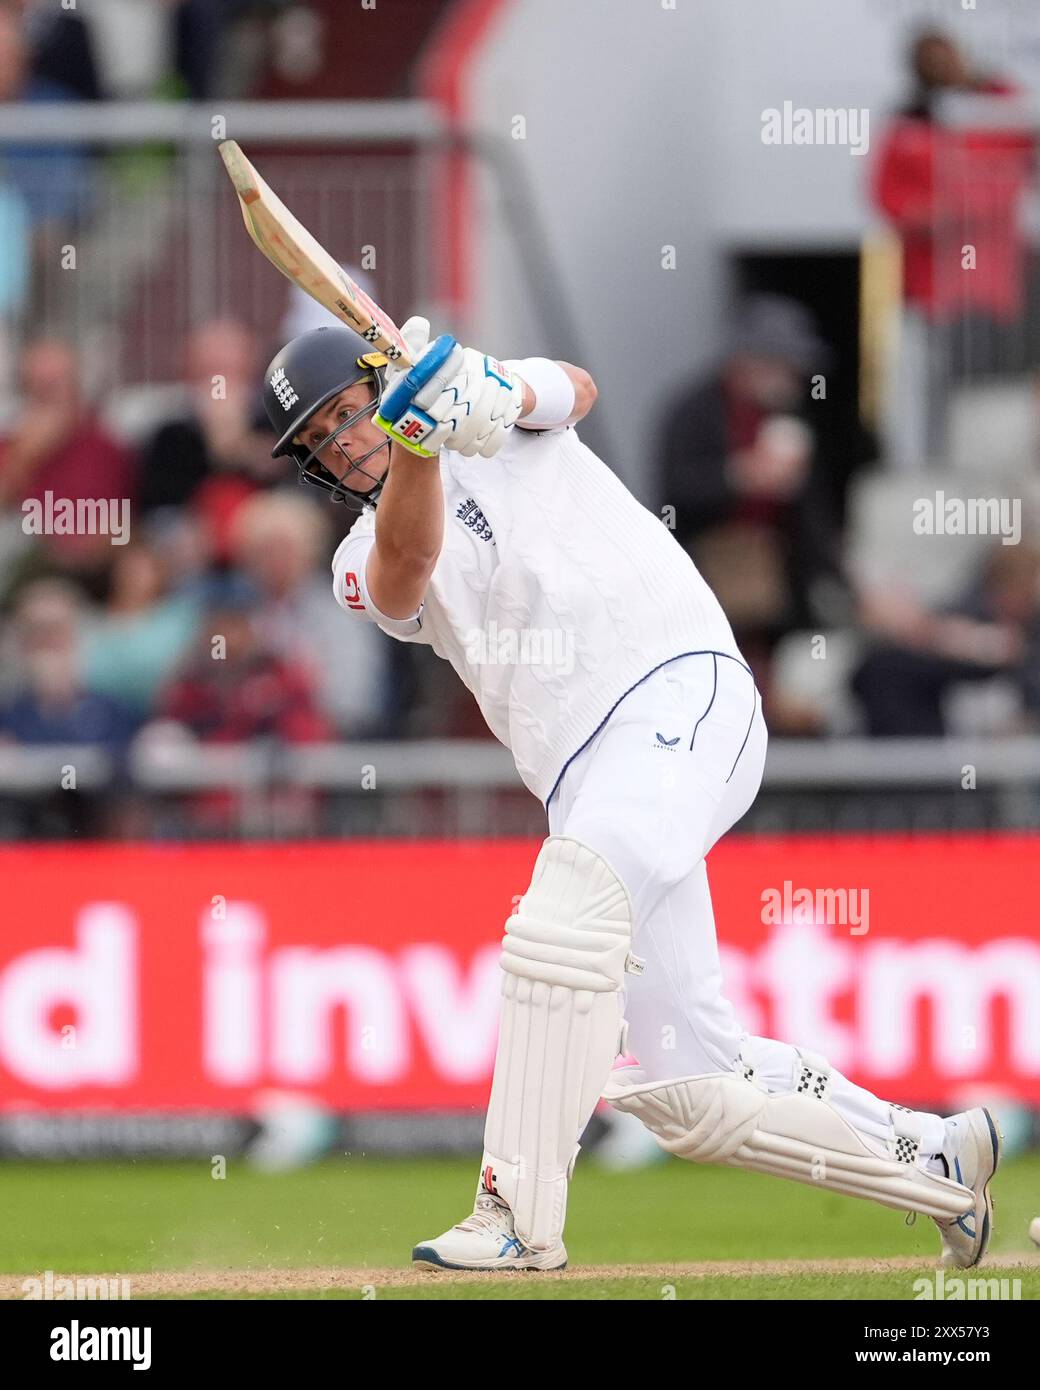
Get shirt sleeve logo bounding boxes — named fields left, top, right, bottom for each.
left=343, top=570, right=365, bottom=610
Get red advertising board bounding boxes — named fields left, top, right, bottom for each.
left=0, top=836, right=1037, bottom=1111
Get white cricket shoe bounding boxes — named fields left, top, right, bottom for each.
left=932, top=1107, right=1002, bottom=1268
left=412, top=1192, right=567, bottom=1272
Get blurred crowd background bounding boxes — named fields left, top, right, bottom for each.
left=0, top=1, right=1039, bottom=840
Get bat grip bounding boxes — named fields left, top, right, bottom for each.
left=378, top=334, right=457, bottom=417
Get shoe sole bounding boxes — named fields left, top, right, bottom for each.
left=411, top=1245, right=567, bottom=1273
left=972, top=1107, right=1002, bottom=1267
left=946, top=1107, right=1001, bottom=1269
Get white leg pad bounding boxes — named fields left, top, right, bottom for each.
left=482, top=835, right=636, bottom=1249
left=603, top=1050, right=973, bottom=1222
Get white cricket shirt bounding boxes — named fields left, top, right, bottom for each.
left=331, top=423, right=744, bottom=803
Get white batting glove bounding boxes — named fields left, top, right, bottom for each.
left=375, top=316, right=465, bottom=457
left=440, top=349, right=525, bottom=458
left=375, top=318, right=524, bottom=460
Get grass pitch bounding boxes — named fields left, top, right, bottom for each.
left=1, top=1153, right=1037, bottom=1299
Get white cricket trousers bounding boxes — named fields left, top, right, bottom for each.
left=546, top=651, right=948, bottom=1160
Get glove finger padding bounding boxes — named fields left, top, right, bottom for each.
left=473, top=376, right=525, bottom=457
left=453, top=377, right=505, bottom=455
left=445, top=370, right=496, bottom=453
left=412, top=344, right=465, bottom=413
left=443, top=352, right=524, bottom=458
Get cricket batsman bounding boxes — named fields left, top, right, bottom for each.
left=262, top=318, right=1000, bottom=1272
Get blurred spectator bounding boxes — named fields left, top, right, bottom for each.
left=141, top=505, right=214, bottom=594
left=60, top=0, right=238, bottom=101
left=0, top=7, right=94, bottom=230
left=156, top=572, right=331, bottom=744
left=253, top=0, right=443, bottom=102
left=137, top=318, right=278, bottom=555
left=0, top=578, right=138, bottom=751
left=0, top=577, right=140, bottom=836
left=19, top=0, right=104, bottom=101
left=0, top=339, right=134, bottom=584
left=151, top=570, right=331, bottom=833
left=230, top=490, right=390, bottom=734
left=186, top=0, right=285, bottom=101
left=80, top=539, right=203, bottom=718
left=171, top=0, right=232, bottom=100
left=872, top=29, right=1035, bottom=463
left=853, top=543, right=1040, bottom=736
left=660, top=296, right=849, bottom=710
left=0, top=156, right=28, bottom=322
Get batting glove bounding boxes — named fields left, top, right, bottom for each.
left=375, top=316, right=525, bottom=460
left=375, top=316, right=463, bottom=457
left=441, top=350, right=525, bottom=458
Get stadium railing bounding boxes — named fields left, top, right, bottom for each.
left=0, top=736, right=1037, bottom=837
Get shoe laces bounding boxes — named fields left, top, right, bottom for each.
left=455, top=1194, right=512, bottom=1236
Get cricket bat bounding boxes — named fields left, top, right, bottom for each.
left=218, top=139, right=413, bottom=366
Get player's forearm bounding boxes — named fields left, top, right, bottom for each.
left=379, top=442, right=443, bottom=555
left=368, top=443, right=444, bottom=616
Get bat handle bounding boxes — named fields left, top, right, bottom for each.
left=378, top=334, right=455, bottom=416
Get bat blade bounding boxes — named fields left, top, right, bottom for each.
left=218, top=140, right=412, bottom=367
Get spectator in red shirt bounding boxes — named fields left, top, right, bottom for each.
left=151, top=572, right=331, bottom=834
left=0, top=339, right=134, bottom=586
left=158, top=573, right=331, bottom=745
left=871, top=30, right=1035, bottom=463
left=874, top=31, right=1033, bottom=324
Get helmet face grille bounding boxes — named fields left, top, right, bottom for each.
left=289, top=386, right=390, bottom=511
left=292, top=450, right=387, bottom=511
left=263, top=327, right=395, bottom=510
